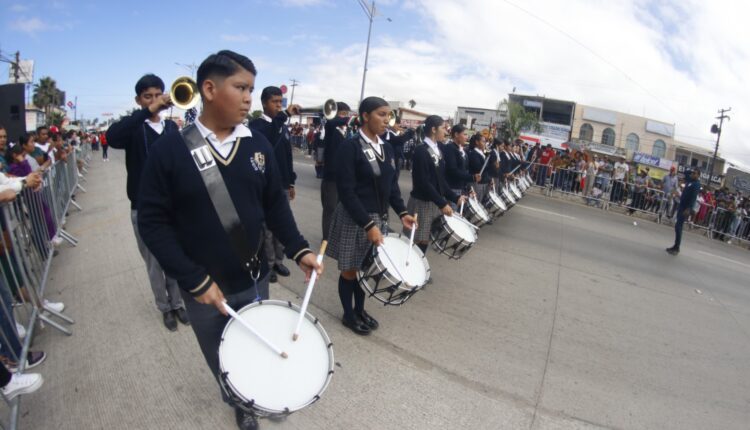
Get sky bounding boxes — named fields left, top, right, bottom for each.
left=2, top=0, right=749, bottom=168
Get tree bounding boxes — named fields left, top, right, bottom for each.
left=33, top=76, right=62, bottom=118
left=505, top=100, right=541, bottom=141
left=250, top=110, right=262, bottom=120
left=48, top=110, right=65, bottom=127
left=408, top=99, right=416, bottom=109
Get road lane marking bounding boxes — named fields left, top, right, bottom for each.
left=697, top=251, right=750, bottom=269
left=516, top=204, right=577, bottom=220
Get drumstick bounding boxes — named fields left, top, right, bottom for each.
left=223, top=301, right=288, bottom=359
left=459, top=200, right=465, bottom=215
left=405, top=214, right=418, bottom=267
left=292, top=241, right=327, bottom=341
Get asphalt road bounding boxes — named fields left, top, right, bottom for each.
left=18, top=150, right=750, bottom=430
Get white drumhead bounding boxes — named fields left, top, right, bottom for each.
left=444, top=215, right=477, bottom=242
left=380, top=236, right=428, bottom=286
left=489, top=191, right=507, bottom=210
left=219, top=301, right=332, bottom=413
left=469, top=197, right=490, bottom=221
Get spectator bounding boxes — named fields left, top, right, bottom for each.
left=0, top=361, right=43, bottom=401
left=100, top=131, right=108, bottom=161
left=628, top=169, right=650, bottom=214
left=611, top=158, right=629, bottom=204
left=537, top=144, right=555, bottom=186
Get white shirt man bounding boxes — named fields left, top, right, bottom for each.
left=613, top=161, right=629, bottom=181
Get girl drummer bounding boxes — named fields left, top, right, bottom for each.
left=468, top=133, right=492, bottom=202
left=405, top=115, right=466, bottom=253
left=326, top=96, right=417, bottom=336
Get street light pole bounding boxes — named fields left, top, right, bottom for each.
left=359, top=1, right=375, bottom=105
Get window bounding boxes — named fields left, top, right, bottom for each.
left=652, top=139, right=667, bottom=158
left=579, top=123, right=593, bottom=141
left=602, top=127, right=616, bottom=146
left=625, top=133, right=639, bottom=153
left=676, top=154, right=688, bottom=165
left=690, top=158, right=699, bottom=167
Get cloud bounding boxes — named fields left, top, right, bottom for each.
left=9, top=4, right=28, bottom=12
left=290, top=0, right=750, bottom=167
left=221, top=33, right=251, bottom=43
left=10, top=17, right=47, bottom=34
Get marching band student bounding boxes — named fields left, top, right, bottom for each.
left=249, top=86, right=299, bottom=284
left=137, top=50, right=321, bottom=430
left=326, top=97, right=416, bottom=335
left=106, top=73, right=187, bottom=331
left=442, top=124, right=477, bottom=200
left=499, top=139, right=514, bottom=181
left=468, top=133, right=491, bottom=202
left=321, top=102, right=352, bottom=241
left=381, top=118, right=414, bottom=180
left=405, top=115, right=465, bottom=254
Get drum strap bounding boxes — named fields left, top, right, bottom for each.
left=357, top=136, right=388, bottom=221
left=424, top=143, right=445, bottom=196
left=181, top=124, right=263, bottom=276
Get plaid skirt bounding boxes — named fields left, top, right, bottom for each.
left=326, top=203, right=383, bottom=271
left=405, top=196, right=443, bottom=243
left=474, top=183, right=489, bottom=202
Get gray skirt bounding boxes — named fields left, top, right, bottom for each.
left=326, top=203, right=382, bottom=271
left=474, top=183, right=489, bottom=202
left=405, top=196, right=443, bottom=243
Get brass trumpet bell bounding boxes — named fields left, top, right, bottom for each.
left=171, top=76, right=200, bottom=110
left=299, top=99, right=338, bottom=120
left=388, top=110, right=399, bottom=127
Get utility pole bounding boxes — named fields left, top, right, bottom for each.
left=13, top=51, right=20, bottom=83
left=74, top=96, right=78, bottom=122
left=709, top=107, right=731, bottom=182
left=289, top=79, right=299, bottom=106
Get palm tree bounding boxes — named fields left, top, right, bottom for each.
left=408, top=99, right=416, bottom=109
left=33, top=76, right=61, bottom=119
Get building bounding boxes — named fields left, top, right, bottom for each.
left=397, top=107, right=430, bottom=128
left=507, top=94, right=575, bottom=149
left=723, top=166, right=750, bottom=194
left=673, top=141, right=725, bottom=186
left=25, top=106, right=45, bottom=132
left=454, top=106, right=505, bottom=130
left=571, top=104, right=676, bottom=160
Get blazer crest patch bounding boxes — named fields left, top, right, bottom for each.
left=251, top=152, right=266, bottom=173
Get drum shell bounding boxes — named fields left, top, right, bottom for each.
left=430, top=215, right=477, bottom=260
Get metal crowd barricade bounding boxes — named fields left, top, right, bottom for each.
left=0, top=149, right=84, bottom=429
left=708, top=207, right=750, bottom=245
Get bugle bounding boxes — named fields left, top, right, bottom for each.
left=298, top=99, right=338, bottom=120
left=170, top=76, right=200, bottom=110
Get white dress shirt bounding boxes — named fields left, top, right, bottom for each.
left=424, top=137, right=441, bottom=158
left=145, top=118, right=165, bottom=135
left=359, top=130, right=384, bottom=157
left=194, top=118, right=253, bottom=159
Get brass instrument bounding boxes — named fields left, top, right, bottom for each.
left=298, top=99, right=338, bottom=120
left=170, top=76, right=200, bottom=110
left=387, top=109, right=399, bottom=127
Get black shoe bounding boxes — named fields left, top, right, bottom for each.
left=666, top=247, right=679, bottom=255
left=342, top=317, right=371, bottom=335
left=269, top=272, right=278, bottom=283
left=273, top=264, right=290, bottom=277
left=163, top=311, right=178, bottom=331
left=358, top=310, right=379, bottom=330
left=234, top=408, right=259, bottom=430
left=174, top=308, right=190, bottom=326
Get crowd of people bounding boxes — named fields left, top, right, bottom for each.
left=0, top=123, right=92, bottom=405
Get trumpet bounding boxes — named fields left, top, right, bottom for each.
left=170, top=76, right=200, bottom=110
left=388, top=109, right=399, bottom=127
left=298, top=99, right=338, bottom=120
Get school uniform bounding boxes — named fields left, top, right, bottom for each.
left=326, top=131, right=408, bottom=271
left=468, top=148, right=491, bottom=202
left=381, top=128, right=414, bottom=179
left=321, top=115, right=350, bottom=240
left=406, top=138, right=460, bottom=242
left=249, top=113, right=298, bottom=272
left=441, top=141, right=473, bottom=197
left=106, top=107, right=184, bottom=315
left=137, top=119, right=312, bottom=397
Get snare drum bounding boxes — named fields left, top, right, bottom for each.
left=509, top=182, right=523, bottom=200
left=484, top=189, right=508, bottom=218
left=501, top=186, right=517, bottom=207
left=358, top=233, right=430, bottom=306
left=219, top=300, right=334, bottom=418
left=430, top=214, right=478, bottom=259
left=462, top=196, right=491, bottom=228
